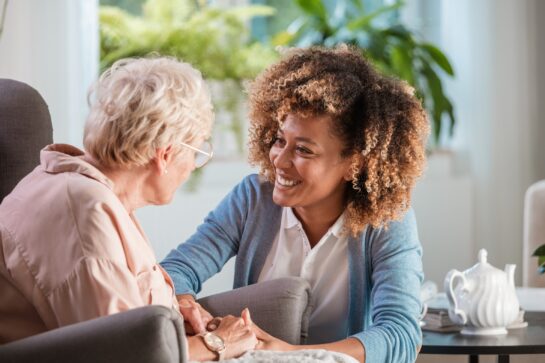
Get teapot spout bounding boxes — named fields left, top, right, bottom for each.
left=505, top=264, right=516, bottom=288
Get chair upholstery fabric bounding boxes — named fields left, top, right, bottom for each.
left=523, top=180, right=545, bottom=287
left=0, top=79, right=53, bottom=201
left=0, top=305, right=187, bottom=363
left=199, top=277, right=312, bottom=345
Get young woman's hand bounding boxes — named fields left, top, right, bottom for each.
left=214, top=309, right=258, bottom=359
left=243, top=309, right=294, bottom=352
left=177, top=294, right=214, bottom=335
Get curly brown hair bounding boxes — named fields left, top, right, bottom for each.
left=248, top=45, right=429, bottom=235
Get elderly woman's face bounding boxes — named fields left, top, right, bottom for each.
left=152, top=146, right=196, bottom=205
left=269, top=113, right=352, bottom=214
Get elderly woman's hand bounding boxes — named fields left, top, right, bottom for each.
left=178, top=294, right=214, bottom=335
left=214, top=309, right=258, bottom=359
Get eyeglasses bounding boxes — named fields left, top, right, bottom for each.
left=180, top=140, right=213, bottom=168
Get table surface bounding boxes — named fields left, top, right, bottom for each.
left=421, top=312, right=545, bottom=355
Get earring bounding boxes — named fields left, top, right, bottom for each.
left=163, top=169, right=169, bottom=175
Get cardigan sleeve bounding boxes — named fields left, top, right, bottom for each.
left=352, top=208, right=424, bottom=363
left=160, top=176, right=253, bottom=296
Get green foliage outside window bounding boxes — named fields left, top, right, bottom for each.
left=100, top=0, right=278, bottom=79
left=533, top=244, right=545, bottom=274
left=271, top=0, right=456, bottom=147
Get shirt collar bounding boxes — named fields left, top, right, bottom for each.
left=40, top=143, right=115, bottom=190
left=284, top=207, right=346, bottom=238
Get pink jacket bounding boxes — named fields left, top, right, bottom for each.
left=0, top=144, right=179, bottom=343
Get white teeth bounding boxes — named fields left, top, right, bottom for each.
left=276, top=175, right=301, bottom=187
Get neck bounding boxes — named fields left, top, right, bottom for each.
left=293, top=203, right=344, bottom=247
left=83, top=154, right=149, bottom=213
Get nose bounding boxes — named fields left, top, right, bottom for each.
left=271, top=146, right=293, bottom=169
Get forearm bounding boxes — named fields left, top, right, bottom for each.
left=300, top=337, right=365, bottom=363
left=187, top=335, right=217, bottom=361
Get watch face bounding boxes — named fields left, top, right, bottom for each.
left=204, top=333, right=225, bottom=351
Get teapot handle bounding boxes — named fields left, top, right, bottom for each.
left=444, top=269, right=468, bottom=325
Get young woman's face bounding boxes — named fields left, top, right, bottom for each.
left=269, top=113, right=352, bottom=214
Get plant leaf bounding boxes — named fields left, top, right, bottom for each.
left=422, top=43, right=455, bottom=76
left=539, top=256, right=545, bottom=265
left=272, top=31, right=296, bottom=46
left=224, top=5, right=276, bottom=20
left=390, top=44, right=415, bottom=85
left=347, top=1, right=404, bottom=31
left=295, top=0, right=327, bottom=20
left=532, top=244, right=545, bottom=256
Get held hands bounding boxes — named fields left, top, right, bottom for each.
left=178, top=294, right=291, bottom=358
left=177, top=295, right=214, bottom=335
left=213, top=309, right=258, bottom=359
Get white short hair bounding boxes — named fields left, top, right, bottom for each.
left=83, top=56, right=213, bottom=168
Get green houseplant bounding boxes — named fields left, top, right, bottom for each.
left=533, top=244, right=545, bottom=274
left=100, top=0, right=279, bottom=157
left=272, top=0, right=455, bottom=147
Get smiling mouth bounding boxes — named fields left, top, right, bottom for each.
left=276, top=174, right=302, bottom=187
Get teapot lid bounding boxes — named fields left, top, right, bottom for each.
left=478, top=249, right=488, bottom=264
left=466, top=248, right=504, bottom=277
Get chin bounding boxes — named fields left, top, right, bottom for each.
left=272, top=191, right=295, bottom=207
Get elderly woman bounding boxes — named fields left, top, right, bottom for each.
left=0, top=57, right=257, bottom=361
left=161, top=46, right=429, bottom=363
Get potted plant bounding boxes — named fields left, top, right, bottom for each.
left=533, top=244, right=545, bottom=274
left=100, top=0, right=279, bottom=159
left=271, top=0, right=455, bottom=149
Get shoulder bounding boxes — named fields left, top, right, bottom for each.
left=364, top=207, right=420, bottom=251
left=240, top=173, right=274, bottom=195
left=230, top=174, right=275, bottom=207
left=64, top=174, right=128, bottom=258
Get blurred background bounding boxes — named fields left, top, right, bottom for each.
left=1, top=0, right=544, bottom=300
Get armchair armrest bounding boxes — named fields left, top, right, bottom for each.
left=198, top=277, right=312, bottom=345
left=0, top=305, right=187, bottom=363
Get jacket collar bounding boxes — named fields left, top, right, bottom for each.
left=40, top=144, right=114, bottom=190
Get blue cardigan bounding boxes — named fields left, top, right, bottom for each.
left=161, top=174, right=423, bottom=363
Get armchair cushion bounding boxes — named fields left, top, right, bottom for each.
left=198, top=277, right=312, bottom=345
left=0, top=305, right=187, bottom=363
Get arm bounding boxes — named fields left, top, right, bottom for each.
left=160, top=177, right=253, bottom=296
left=353, top=208, right=423, bottom=363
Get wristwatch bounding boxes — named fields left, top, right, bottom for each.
left=199, top=332, right=226, bottom=361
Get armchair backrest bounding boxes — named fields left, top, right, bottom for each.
left=0, top=79, right=53, bottom=202
left=523, top=180, right=545, bottom=287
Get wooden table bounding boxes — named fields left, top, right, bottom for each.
left=421, top=312, right=545, bottom=363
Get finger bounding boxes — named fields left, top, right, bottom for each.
left=198, top=307, right=214, bottom=324
left=207, top=317, right=222, bottom=331
left=241, top=308, right=253, bottom=326
left=179, top=303, right=206, bottom=334
left=184, top=321, right=195, bottom=335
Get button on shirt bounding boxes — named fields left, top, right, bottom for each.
left=258, top=207, right=349, bottom=343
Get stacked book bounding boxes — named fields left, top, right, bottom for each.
left=421, top=307, right=462, bottom=333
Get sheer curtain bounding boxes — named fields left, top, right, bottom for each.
left=405, top=0, right=544, bottom=284
left=0, top=0, right=99, bottom=146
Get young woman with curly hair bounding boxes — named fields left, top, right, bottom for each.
left=162, top=45, right=429, bottom=363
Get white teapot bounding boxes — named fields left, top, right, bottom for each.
left=443, top=249, right=520, bottom=335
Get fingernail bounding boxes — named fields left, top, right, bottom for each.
left=208, top=324, right=217, bottom=330
left=179, top=300, right=191, bottom=308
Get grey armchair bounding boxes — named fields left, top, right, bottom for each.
left=0, top=79, right=312, bottom=362
left=0, top=277, right=311, bottom=363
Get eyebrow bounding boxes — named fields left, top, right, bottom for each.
left=277, top=130, right=318, bottom=146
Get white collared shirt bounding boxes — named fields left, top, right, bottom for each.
left=258, top=207, right=350, bottom=343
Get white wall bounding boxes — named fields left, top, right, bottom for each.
left=0, top=0, right=98, bottom=146
left=402, top=0, right=545, bottom=287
